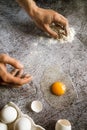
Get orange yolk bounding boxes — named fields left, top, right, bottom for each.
left=51, top=82, right=66, bottom=96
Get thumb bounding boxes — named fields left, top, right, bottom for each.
left=0, top=54, right=23, bottom=69
left=44, top=24, right=58, bottom=38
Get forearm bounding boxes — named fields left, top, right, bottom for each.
left=16, top=0, right=38, bottom=17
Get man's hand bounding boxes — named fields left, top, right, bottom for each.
left=32, top=7, right=69, bottom=38
left=0, top=54, right=32, bottom=87
left=17, top=0, right=69, bottom=38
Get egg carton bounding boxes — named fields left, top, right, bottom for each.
left=0, top=102, right=46, bottom=130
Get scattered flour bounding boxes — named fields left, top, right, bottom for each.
left=59, top=27, right=76, bottom=43
left=50, top=24, right=76, bottom=43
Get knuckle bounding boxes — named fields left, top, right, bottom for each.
left=18, top=79, right=23, bottom=85
left=0, top=54, right=8, bottom=61
left=55, top=12, right=58, bottom=16
left=13, top=60, right=18, bottom=66
left=3, top=75, right=9, bottom=82
left=65, top=19, right=69, bottom=25
left=19, top=81, right=23, bottom=85
left=54, top=13, right=58, bottom=19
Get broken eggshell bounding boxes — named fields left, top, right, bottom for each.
left=31, top=100, right=43, bottom=113
left=14, top=117, right=31, bottom=130
left=55, top=119, right=71, bottom=130
left=0, top=102, right=45, bottom=130
left=13, top=115, right=45, bottom=130
left=0, top=105, right=17, bottom=124
left=0, top=122, right=8, bottom=130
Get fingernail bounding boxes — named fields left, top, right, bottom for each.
left=18, top=63, right=24, bottom=68
left=30, top=76, right=33, bottom=79
left=29, top=76, right=33, bottom=79
left=28, top=76, right=33, bottom=79
left=25, top=74, right=33, bottom=79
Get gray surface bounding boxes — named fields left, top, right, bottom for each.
left=0, top=0, right=87, bottom=129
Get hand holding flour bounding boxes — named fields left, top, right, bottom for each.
left=17, top=0, right=69, bottom=38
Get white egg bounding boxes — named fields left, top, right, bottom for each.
left=0, top=122, right=8, bottom=130
left=55, top=119, right=71, bottom=130
left=31, top=100, right=43, bottom=113
left=0, top=106, right=17, bottom=124
left=14, top=117, right=31, bottom=130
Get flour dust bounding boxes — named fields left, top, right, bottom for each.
left=50, top=24, right=76, bottom=43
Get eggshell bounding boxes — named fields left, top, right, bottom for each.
left=31, top=100, right=43, bottom=113
left=14, top=117, right=31, bottom=130
left=55, top=119, right=71, bottom=130
left=0, top=106, right=17, bottom=124
left=0, top=102, right=45, bottom=130
left=0, top=122, right=8, bottom=130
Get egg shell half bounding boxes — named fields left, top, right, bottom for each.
left=0, top=122, right=8, bottom=130
left=0, top=106, right=17, bottom=124
left=14, top=117, right=31, bottom=130
left=31, top=100, right=43, bottom=113
left=55, top=119, right=71, bottom=130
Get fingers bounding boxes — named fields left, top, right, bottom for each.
left=0, top=67, right=32, bottom=87
left=13, top=75, right=32, bottom=88
left=10, top=74, right=32, bottom=86
left=0, top=70, right=32, bottom=87
left=10, top=69, right=24, bottom=77
left=63, top=24, right=70, bottom=36
left=10, top=69, right=20, bottom=76
left=54, top=13, right=69, bottom=36
left=44, top=24, right=58, bottom=38
left=0, top=54, right=23, bottom=69
left=1, top=73, right=32, bottom=86
left=0, top=76, right=32, bottom=87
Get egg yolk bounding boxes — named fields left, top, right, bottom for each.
left=51, top=82, right=66, bottom=96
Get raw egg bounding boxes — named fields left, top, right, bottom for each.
left=51, top=82, right=66, bottom=96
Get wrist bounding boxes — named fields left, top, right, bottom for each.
left=29, top=5, right=39, bottom=18
left=16, top=0, right=38, bottom=17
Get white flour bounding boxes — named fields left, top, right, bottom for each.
left=58, top=27, right=76, bottom=43
left=50, top=24, right=76, bottom=43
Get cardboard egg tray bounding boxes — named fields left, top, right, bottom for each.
left=0, top=102, right=45, bottom=130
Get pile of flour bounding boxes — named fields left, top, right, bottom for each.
left=50, top=24, right=76, bottom=43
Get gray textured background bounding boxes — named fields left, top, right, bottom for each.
left=0, top=0, right=87, bottom=130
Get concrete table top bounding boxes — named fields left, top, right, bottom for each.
left=0, top=0, right=87, bottom=129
